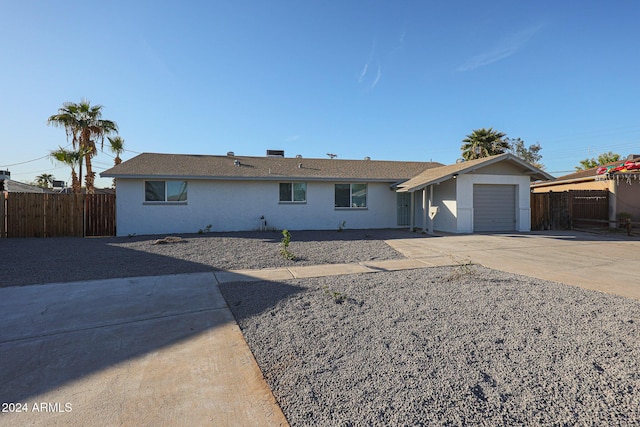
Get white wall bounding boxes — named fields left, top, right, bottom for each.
left=455, top=174, right=531, bottom=233
left=412, top=180, right=457, bottom=233
left=115, top=179, right=400, bottom=236
left=433, top=179, right=458, bottom=232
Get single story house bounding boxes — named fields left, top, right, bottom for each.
left=531, top=155, right=640, bottom=223
left=101, top=151, right=551, bottom=236
left=0, top=176, right=53, bottom=194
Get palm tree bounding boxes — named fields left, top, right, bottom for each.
left=47, top=99, right=118, bottom=193
left=461, top=128, right=509, bottom=160
left=50, top=147, right=88, bottom=195
left=107, top=136, right=125, bottom=187
left=35, top=173, right=54, bottom=189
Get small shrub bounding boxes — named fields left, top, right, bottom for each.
left=198, top=224, right=213, bottom=234
left=323, top=286, right=347, bottom=304
left=280, top=229, right=295, bottom=260
left=618, top=212, right=632, bottom=228
left=447, top=255, right=476, bottom=281
left=337, top=220, right=346, bottom=232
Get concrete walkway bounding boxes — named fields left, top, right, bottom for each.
left=0, top=273, right=287, bottom=427
left=214, top=256, right=457, bottom=284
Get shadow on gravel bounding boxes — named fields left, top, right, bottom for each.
left=218, top=279, right=304, bottom=323
left=0, top=237, right=215, bottom=287
left=0, top=229, right=427, bottom=287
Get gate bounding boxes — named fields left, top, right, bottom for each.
left=1, top=193, right=115, bottom=238
left=531, top=190, right=608, bottom=230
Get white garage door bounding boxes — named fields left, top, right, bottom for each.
left=473, top=184, right=516, bottom=232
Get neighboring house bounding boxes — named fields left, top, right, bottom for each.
left=101, top=151, right=551, bottom=236
left=531, top=155, right=640, bottom=223
left=0, top=177, right=54, bottom=194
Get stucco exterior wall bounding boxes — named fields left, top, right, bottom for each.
left=411, top=180, right=457, bottom=233
left=115, top=179, right=400, bottom=236
left=432, top=179, right=457, bottom=232
left=615, top=180, right=640, bottom=220
left=455, top=174, right=531, bottom=233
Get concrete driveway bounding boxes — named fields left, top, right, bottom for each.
left=0, top=273, right=287, bottom=427
left=386, top=230, right=640, bottom=300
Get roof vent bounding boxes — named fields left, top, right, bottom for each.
left=364, top=156, right=371, bottom=161
left=227, top=151, right=235, bottom=156
left=266, top=149, right=285, bottom=157
left=456, top=158, right=465, bottom=163
left=233, top=159, right=241, bottom=166
left=295, top=154, right=302, bottom=158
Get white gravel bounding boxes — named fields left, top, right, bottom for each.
left=219, top=266, right=640, bottom=426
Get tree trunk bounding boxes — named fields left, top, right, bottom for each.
left=84, top=153, right=95, bottom=194
left=71, top=171, right=81, bottom=195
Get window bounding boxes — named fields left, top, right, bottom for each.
left=279, top=182, right=306, bottom=202
left=335, top=183, right=367, bottom=208
left=145, top=181, right=188, bottom=202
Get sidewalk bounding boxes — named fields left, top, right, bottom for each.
left=214, top=256, right=457, bottom=284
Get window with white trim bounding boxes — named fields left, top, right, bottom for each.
left=335, top=183, right=367, bottom=208
left=145, top=180, right=188, bottom=202
left=279, top=182, right=306, bottom=202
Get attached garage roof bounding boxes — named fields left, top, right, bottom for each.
left=101, top=152, right=444, bottom=182
left=397, top=153, right=554, bottom=192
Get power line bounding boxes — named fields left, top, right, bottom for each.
left=0, top=154, right=51, bottom=167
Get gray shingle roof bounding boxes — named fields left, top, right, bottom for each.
left=531, top=157, right=640, bottom=187
left=397, top=153, right=554, bottom=192
left=0, top=178, right=53, bottom=193
left=101, top=153, right=444, bottom=182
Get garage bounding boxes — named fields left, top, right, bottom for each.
left=396, top=154, right=553, bottom=233
left=473, top=184, right=516, bottom=232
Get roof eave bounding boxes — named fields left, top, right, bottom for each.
left=530, top=176, right=595, bottom=187
left=398, top=154, right=553, bottom=193
left=101, top=173, right=408, bottom=183
left=397, top=174, right=455, bottom=192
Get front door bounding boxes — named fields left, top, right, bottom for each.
left=397, top=193, right=411, bottom=226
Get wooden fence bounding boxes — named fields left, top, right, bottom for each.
left=531, top=190, right=609, bottom=230
left=0, top=193, right=115, bottom=238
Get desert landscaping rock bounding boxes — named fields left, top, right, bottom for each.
left=219, top=266, right=640, bottom=425
left=0, top=229, right=416, bottom=287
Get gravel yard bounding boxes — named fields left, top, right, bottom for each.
left=0, top=229, right=415, bottom=287
left=3, top=230, right=640, bottom=425
left=220, top=267, right=640, bottom=425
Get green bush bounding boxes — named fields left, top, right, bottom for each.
left=280, top=229, right=295, bottom=260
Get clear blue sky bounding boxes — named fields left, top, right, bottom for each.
left=2, top=1, right=639, bottom=187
